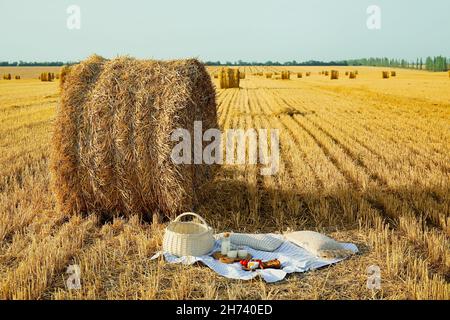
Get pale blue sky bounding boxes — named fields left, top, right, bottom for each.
left=1, top=0, right=449, bottom=62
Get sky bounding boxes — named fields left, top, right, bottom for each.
left=1, top=0, right=449, bottom=62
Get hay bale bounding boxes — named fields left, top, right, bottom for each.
left=239, top=72, right=246, bottom=79
left=355, top=70, right=359, bottom=75
left=3, top=73, right=12, bottom=80
left=306, top=72, right=311, bottom=77
left=382, top=71, right=390, bottom=79
left=297, top=72, right=302, bottom=78
left=330, top=70, right=339, bottom=80
left=349, top=72, right=356, bottom=79
left=51, top=55, right=217, bottom=220
left=324, top=71, right=329, bottom=76
left=281, top=71, right=290, bottom=80
left=345, top=71, right=349, bottom=76
left=390, top=71, right=396, bottom=77
left=213, top=74, right=218, bottom=79
left=219, top=67, right=240, bottom=89
left=265, top=73, right=273, bottom=78
left=15, top=75, right=20, bottom=80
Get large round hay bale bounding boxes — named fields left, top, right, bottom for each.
left=51, top=55, right=217, bottom=220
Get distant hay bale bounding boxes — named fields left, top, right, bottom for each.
left=390, top=71, right=396, bottom=77
left=349, top=72, right=356, bottom=79
left=51, top=55, right=217, bottom=220
left=219, top=67, right=240, bottom=89
left=239, top=72, right=246, bottom=79
left=324, top=71, right=329, bottom=76
left=355, top=70, right=359, bottom=75
left=15, top=75, right=20, bottom=80
left=281, top=71, right=290, bottom=80
left=330, top=70, right=339, bottom=80
left=297, top=72, right=302, bottom=78
left=265, top=73, right=273, bottom=78
left=382, top=71, right=390, bottom=79
left=40, top=72, right=54, bottom=82
left=3, top=73, right=12, bottom=80
left=213, top=73, right=218, bottom=79
left=345, top=72, right=349, bottom=76
left=55, top=73, right=60, bottom=79
left=306, top=72, right=311, bottom=77
left=59, top=66, right=71, bottom=88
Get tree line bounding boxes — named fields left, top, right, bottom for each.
left=346, top=56, right=448, bottom=72
left=1, top=56, right=448, bottom=71
left=0, top=61, right=74, bottom=67
left=207, top=56, right=448, bottom=72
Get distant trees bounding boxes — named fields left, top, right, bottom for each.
left=0, top=61, right=74, bottom=66
left=0, top=57, right=447, bottom=71
left=424, top=56, right=448, bottom=71
left=204, top=60, right=348, bottom=66
left=347, top=56, right=448, bottom=72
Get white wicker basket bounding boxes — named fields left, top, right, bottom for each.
left=163, top=212, right=215, bottom=257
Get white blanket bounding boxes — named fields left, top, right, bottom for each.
left=151, top=234, right=358, bottom=283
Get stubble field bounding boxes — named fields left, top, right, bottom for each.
left=0, top=66, right=448, bottom=299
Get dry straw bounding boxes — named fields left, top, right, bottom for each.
left=3, top=73, right=12, bottom=80
left=265, top=73, right=273, bottom=78
left=349, top=72, right=356, bottom=79
left=324, top=71, right=329, bottom=76
left=297, top=72, right=302, bottom=78
left=239, top=72, right=246, bottom=79
left=391, top=71, right=397, bottom=77
left=51, top=55, right=217, bottom=220
left=306, top=72, right=311, bottom=77
left=330, top=70, right=339, bottom=80
left=382, top=71, right=390, bottom=79
left=15, top=75, right=20, bottom=80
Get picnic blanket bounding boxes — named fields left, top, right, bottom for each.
left=151, top=234, right=358, bottom=283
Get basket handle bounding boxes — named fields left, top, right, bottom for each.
left=174, top=212, right=209, bottom=227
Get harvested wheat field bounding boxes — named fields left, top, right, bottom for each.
left=0, top=65, right=449, bottom=300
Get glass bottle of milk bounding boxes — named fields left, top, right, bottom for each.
left=221, top=232, right=231, bottom=255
